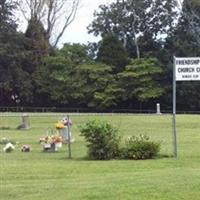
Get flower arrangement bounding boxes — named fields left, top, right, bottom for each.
left=40, top=135, right=63, bottom=145
left=3, top=142, right=15, bottom=152
left=40, top=134, right=63, bottom=152
left=51, top=135, right=63, bottom=143
left=21, top=144, right=31, bottom=152
left=55, top=122, right=65, bottom=129
left=55, top=117, right=72, bottom=129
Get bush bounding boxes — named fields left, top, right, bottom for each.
left=120, top=135, right=160, bottom=160
left=80, top=120, right=120, bottom=160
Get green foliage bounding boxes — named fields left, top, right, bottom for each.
left=0, top=1, right=35, bottom=106
left=80, top=120, right=121, bottom=160
left=88, top=0, right=178, bottom=57
left=92, top=83, right=124, bottom=109
left=33, top=55, right=73, bottom=104
left=59, top=43, right=90, bottom=65
left=120, top=135, right=160, bottom=159
left=97, top=34, right=128, bottom=72
left=1, top=0, right=200, bottom=111
left=73, top=62, right=116, bottom=108
left=0, top=33, right=38, bottom=105
left=118, top=57, right=164, bottom=102
left=166, top=0, right=200, bottom=57
left=34, top=43, right=119, bottom=108
left=35, top=50, right=119, bottom=108
left=24, top=17, right=51, bottom=74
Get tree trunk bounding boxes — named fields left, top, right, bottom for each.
left=132, top=10, right=140, bottom=59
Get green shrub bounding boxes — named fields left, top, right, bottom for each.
left=80, top=120, right=120, bottom=160
left=120, top=135, right=160, bottom=160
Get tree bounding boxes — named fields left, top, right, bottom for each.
left=97, top=34, right=128, bottom=73
left=117, top=58, right=164, bottom=107
left=160, top=0, right=200, bottom=111
left=22, top=16, right=52, bottom=76
left=59, top=43, right=91, bottom=65
left=25, top=17, right=50, bottom=53
left=33, top=54, right=73, bottom=106
left=17, top=0, right=80, bottom=48
left=69, top=62, right=115, bottom=109
left=0, top=0, right=33, bottom=106
left=176, top=0, right=200, bottom=47
left=88, top=0, right=178, bottom=58
left=0, top=0, right=17, bottom=32
left=34, top=52, right=117, bottom=109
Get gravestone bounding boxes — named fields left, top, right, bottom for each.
left=156, top=103, right=161, bottom=114
left=20, top=113, right=30, bottom=130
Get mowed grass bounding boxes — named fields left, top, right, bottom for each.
left=1, top=114, right=200, bottom=200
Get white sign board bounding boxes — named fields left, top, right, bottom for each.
left=175, top=57, right=200, bottom=81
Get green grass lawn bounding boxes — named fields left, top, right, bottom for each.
left=1, top=114, right=200, bottom=200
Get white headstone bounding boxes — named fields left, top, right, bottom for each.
left=20, top=113, right=30, bottom=129
left=156, top=103, right=161, bottom=114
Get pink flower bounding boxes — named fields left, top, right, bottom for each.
left=62, top=118, right=72, bottom=126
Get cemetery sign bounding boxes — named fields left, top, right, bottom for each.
left=175, top=57, right=200, bottom=81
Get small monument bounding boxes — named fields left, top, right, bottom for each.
left=19, top=113, right=30, bottom=130
left=156, top=103, right=161, bottom=114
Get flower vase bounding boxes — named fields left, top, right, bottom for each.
left=55, top=142, right=62, bottom=149
left=43, top=143, right=56, bottom=152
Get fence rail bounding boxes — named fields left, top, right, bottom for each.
left=0, top=106, right=170, bottom=114
left=0, top=106, right=200, bottom=115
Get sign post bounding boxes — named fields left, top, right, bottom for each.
left=67, top=115, right=72, bottom=159
left=173, top=57, right=200, bottom=158
left=173, top=56, right=177, bottom=158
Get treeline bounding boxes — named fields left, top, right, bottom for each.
left=0, top=0, right=200, bottom=111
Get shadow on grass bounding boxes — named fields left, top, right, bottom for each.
left=0, top=126, right=26, bottom=131
left=155, top=154, right=174, bottom=159
left=0, top=126, right=11, bottom=130
left=57, top=153, right=175, bottom=162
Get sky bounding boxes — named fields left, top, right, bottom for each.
left=17, top=0, right=115, bottom=47
left=58, top=0, right=115, bottom=46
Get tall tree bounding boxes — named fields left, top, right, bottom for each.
left=0, top=0, right=33, bottom=106
left=88, top=0, right=178, bottom=58
left=34, top=52, right=116, bottom=109
left=18, top=0, right=80, bottom=47
left=176, top=0, right=200, bottom=47
left=117, top=57, right=164, bottom=107
left=97, top=34, right=128, bottom=73
left=23, top=16, right=51, bottom=75
left=25, top=17, right=50, bottom=53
